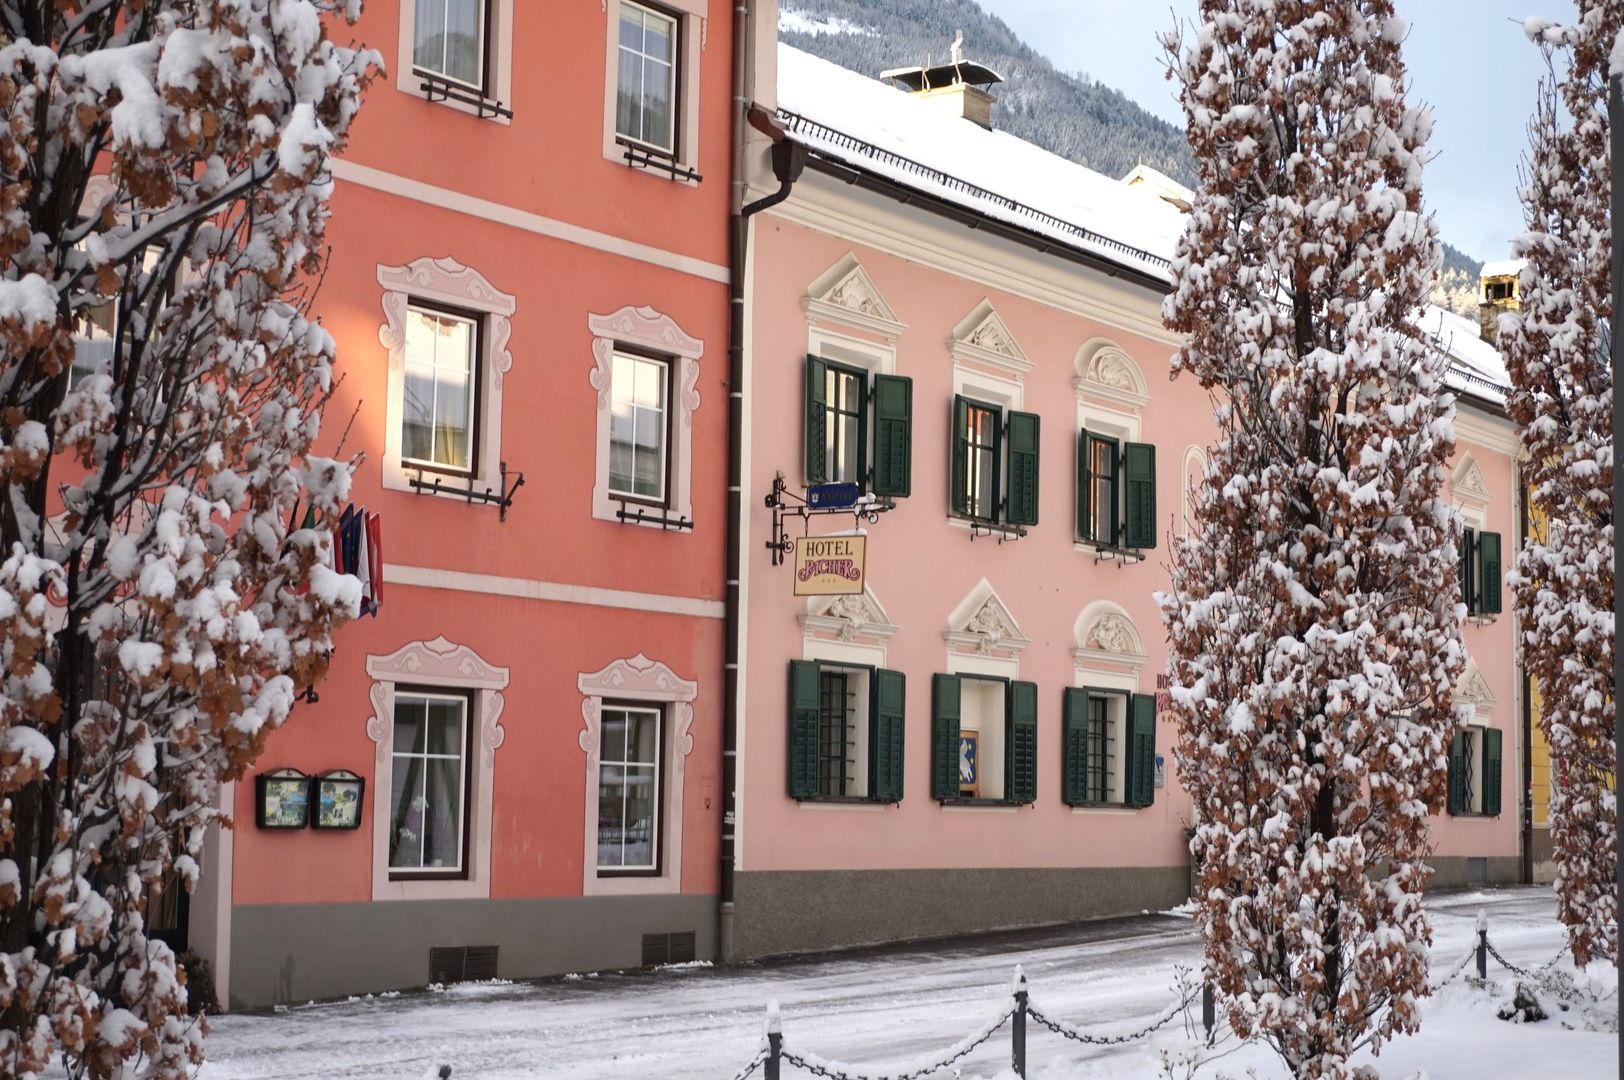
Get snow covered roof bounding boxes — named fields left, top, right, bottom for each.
left=774, top=44, right=1511, bottom=408
left=1480, top=258, right=1526, bottom=279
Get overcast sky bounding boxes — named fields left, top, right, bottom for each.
left=978, top=0, right=1567, bottom=265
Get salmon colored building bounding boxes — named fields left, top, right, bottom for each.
left=723, top=34, right=1528, bottom=961
left=184, top=0, right=735, bottom=1009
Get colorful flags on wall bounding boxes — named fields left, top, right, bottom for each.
left=333, top=505, right=383, bottom=617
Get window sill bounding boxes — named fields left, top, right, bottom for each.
left=1448, top=811, right=1499, bottom=819
left=796, top=797, right=890, bottom=811
left=1465, top=613, right=1500, bottom=626
left=408, top=71, right=514, bottom=123
left=940, top=799, right=1023, bottom=812
left=1073, top=540, right=1148, bottom=563
left=610, top=497, right=693, bottom=532
left=617, top=139, right=702, bottom=184
left=946, top=515, right=1028, bottom=542
left=597, top=868, right=662, bottom=879
left=1067, top=803, right=1141, bottom=815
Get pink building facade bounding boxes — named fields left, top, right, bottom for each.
left=724, top=40, right=1526, bottom=960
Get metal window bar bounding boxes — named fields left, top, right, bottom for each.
left=613, top=497, right=693, bottom=531
left=418, top=72, right=513, bottom=120
left=1086, top=708, right=1114, bottom=803
left=818, top=672, right=856, bottom=797
left=1463, top=728, right=1477, bottom=811
left=622, top=142, right=703, bottom=183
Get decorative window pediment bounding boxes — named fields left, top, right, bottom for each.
left=1456, top=660, right=1497, bottom=709
left=1074, top=338, right=1149, bottom=411
left=576, top=651, right=699, bottom=704
left=803, top=253, right=907, bottom=341
left=950, top=300, right=1032, bottom=380
left=944, top=578, right=1029, bottom=655
left=1073, top=601, right=1148, bottom=675
left=801, top=586, right=897, bottom=643
left=1451, top=453, right=1492, bottom=510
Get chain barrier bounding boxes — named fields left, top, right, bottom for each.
left=777, top=1008, right=1013, bottom=1080
left=1025, top=991, right=1193, bottom=1047
left=1485, top=939, right=1571, bottom=982
left=728, top=1047, right=768, bottom=1080
left=1428, top=948, right=1476, bottom=992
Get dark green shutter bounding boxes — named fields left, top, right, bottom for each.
left=1076, top=431, right=1093, bottom=541
left=1483, top=727, right=1503, bottom=816
left=805, top=356, right=828, bottom=484
left=1007, top=680, right=1038, bottom=803
left=1005, top=411, right=1041, bottom=526
left=931, top=674, right=961, bottom=801
left=1128, top=693, right=1157, bottom=807
left=1061, top=687, right=1090, bottom=806
left=1460, top=525, right=1475, bottom=612
left=870, top=669, right=906, bottom=803
left=788, top=660, right=821, bottom=799
left=1122, top=442, right=1157, bottom=550
left=871, top=374, right=912, bottom=498
left=950, top=396, right=971, bottom=517
left=1478, top=531, right=1502, bottom=614
left=1447, top=731, right=1466, bottom=815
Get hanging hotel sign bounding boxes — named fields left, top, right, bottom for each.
left=792, top=534, right=867, bottom=596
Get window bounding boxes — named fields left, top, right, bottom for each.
left=930, top=674, right=1037, bottom=805
left=1448, top=723, right=1502, bottom=816
left=388, top=691, right=471, bottom=877
left=401, top=304, right=479, bottom=475
left=413, top=0, right=487, bottom=91
left=804, top=354, right=912, bottom=496
left=70, top=244, right=166, bottom=390
left=1061, top=687, right=1156, bottom=808
left=616, top=1, right=678, bottom=154
left=1459, top=526, right=1503, bottom=617
left=1077, top=431, right=1157, bottom=549
left=609, top=352, right=670, bottom=503
left=951, top=396, right=1039, bottom=528
left=597, top=705, right=662, bottom=872
left=787, top=660, right=904, bottom=803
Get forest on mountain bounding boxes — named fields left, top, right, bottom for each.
left=780, top=0, right=1484, bottom=318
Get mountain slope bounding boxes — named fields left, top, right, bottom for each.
left=779, top=0, right=1483, bottom=317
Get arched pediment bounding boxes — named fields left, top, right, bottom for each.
left=1073, top=601, right=1148, bottom=673
left=1074, top=338, right=1149, bottom=408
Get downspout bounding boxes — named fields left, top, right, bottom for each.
left=723, top=0, right=804, bottom=962
left=1519, top=467, right=1534, bottom=886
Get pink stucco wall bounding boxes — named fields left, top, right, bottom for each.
left=740, top=214, right=1520, bottom=877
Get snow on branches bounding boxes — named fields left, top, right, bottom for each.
left=1159, top=2, right=1464, bottom=1076
left=1501, top=0, right=1619, bottom=970
left=0, top=4, right=377, bottom=1078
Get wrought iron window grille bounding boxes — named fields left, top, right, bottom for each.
left=613, top=498, right=693, bottom=532
left=1085, top=541, right=1147, bottom=565
left=621, top=142, right=702, bottom=183
left=408, top=461, right=525, bottom=521
left=418, top=72, right=513, bottom=120
left=765, top=474, right=893, bottom=566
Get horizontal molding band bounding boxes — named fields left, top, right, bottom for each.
left=331, top=159, right=731, bottom=285
left=383, top=563, right=725, bottom=619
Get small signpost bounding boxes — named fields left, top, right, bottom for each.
left=792, top=534, right=867, bottom=596
left=806, top=481, right=861, bottom=510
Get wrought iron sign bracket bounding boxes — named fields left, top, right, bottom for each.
left=765, top=473, right=891, bottom=566
left=418, top=74, right=514, bottom=119
left=615, top=499, right=694, bottom=531
left=408, top=461, right=525, bottom=521
left=622, top=142, right=703, bottom=183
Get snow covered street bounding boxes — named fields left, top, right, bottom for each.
left=196, top=887, right=1616, bottom=1079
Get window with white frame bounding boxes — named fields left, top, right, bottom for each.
left=609, top=351, right=670, bottom=503
left=615, top=1, right=678, bottom=154
left=388, top=691, right=471, bottom=876
left=1448, top=720, right=1502, bottom=817
left=597, top=704, right=663, bottom=872
left=71, top=243, right=166, bottom=389
left=413, top=0, right=487, bottom=91
left=401, top=304, right=479, bottom=475
left=958, top=675, right=1007, bottom=800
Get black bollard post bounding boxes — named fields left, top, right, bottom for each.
left=1202, top=982, right=1215, bottom=1045
left=1476, top=911, right=1488, bottom=981
left=1012, top=966, right=1028, bottom=1078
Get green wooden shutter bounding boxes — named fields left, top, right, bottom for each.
left=950, top=396, right=971, bottom=517
left=1483, top=727, right=1503, bottom=816
left=788, top=660, right=822, bottom=799
left=1061, top=687, right=1090, bottom=806
left=1005, top=411, right=1041, bottom=526
left=1459, top=525, right=1475, bottom=613
left=1122, top=442, right=1157, bottom=550
left=1128, top=693, right=1157, bottom=807
left=805, top=356, right=828, bottom=485
left=871, top=374, right=912, bottom=498
left=931, top=674, right=961, bottom=801
left=1006, top=680, right=1038, bottom=804
left=1076, top=431, right=1093, bottom=541
left=870, top=669, right=906, bottom=803
left=1447, top=730, right=1466, bottom=815
left=1478, top=531, right=1502, bottom=614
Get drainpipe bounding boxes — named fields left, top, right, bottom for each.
left=723, top=0, right=805, bottom=963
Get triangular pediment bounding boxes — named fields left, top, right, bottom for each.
left=803, top=254, right=906, bottom=338
left=950, top=300, right=1032, bottom=377
left=943, top=578, right=1028, bottom=654
left=1456, top=661, right=1497, bottom=708
left=1452, top=454, right=1491, bottom=505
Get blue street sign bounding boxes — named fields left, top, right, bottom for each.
left=807, top=481, right=861, bottom=509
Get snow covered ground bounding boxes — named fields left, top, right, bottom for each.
left=196, top=887, right=1615, bottom=1079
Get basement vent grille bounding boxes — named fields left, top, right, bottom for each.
left=429, top=945, right=499, bottom=984
left=640, top=931, right=697, bottom=967
left=1466, top=857, right=1488, bottom=885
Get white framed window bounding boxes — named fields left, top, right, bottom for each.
left=601, top=0, right=706, bottom=174
left=71, top=243, right=166, bottom=390
left=401, top=304, right=479, bottom=475
left=597, top=704, right=663, bottom=872
left=412, top=0, right=487, bottom=91
left=616, top=1, right=678, bottom=154
left=578, top=654, right=698, bottom=896
left=366, top=636, right=510, bottom=903
left=378, top=258, right=516, bottom=501
left=957, top=675, right=1007, bottom=801
left=608, top=351, right=670, bottom=503
left=397, top=0, right=512, bottom=122
left=388, top=691, right=471, bottom=877
left=589, top=306, right=702, bottom=529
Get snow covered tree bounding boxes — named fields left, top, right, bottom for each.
left=0, top=4, right=376, bottom=1077
left=1159, top=2, right=1465, bottom=1075
left=1500, top=2, right=1620, bottom=969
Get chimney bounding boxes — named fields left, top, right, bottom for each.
left=881, top=31, right=1004, bottom=129
left=1476, top=259, right=1525, bottom=343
